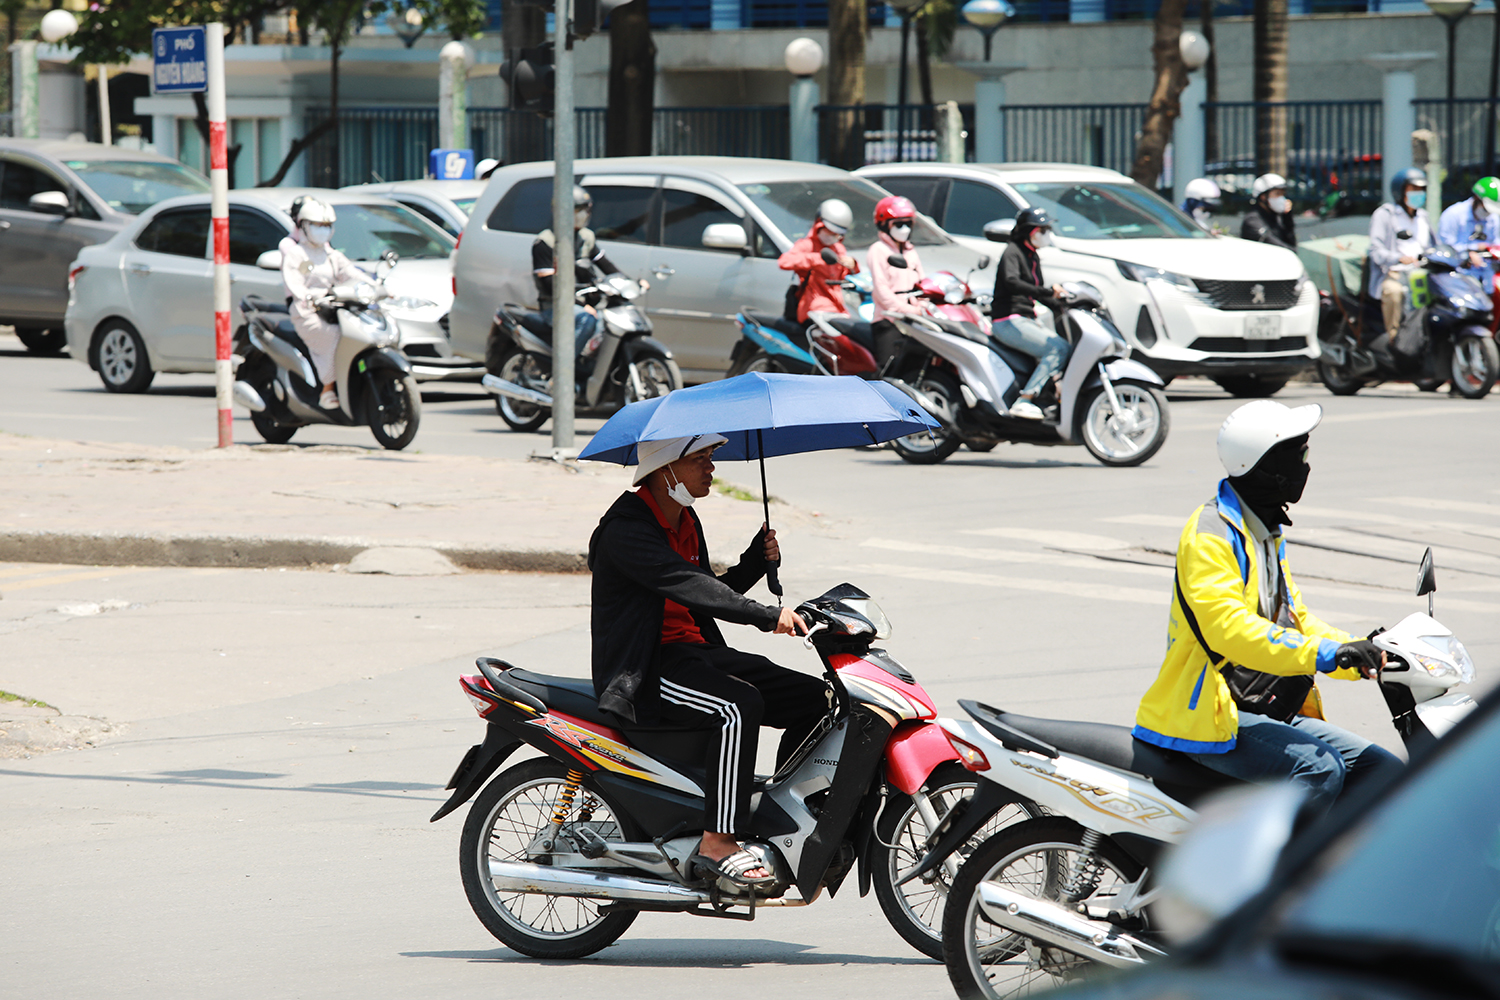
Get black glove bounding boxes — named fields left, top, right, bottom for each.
left=1336, top=639, right=1383, bottom=678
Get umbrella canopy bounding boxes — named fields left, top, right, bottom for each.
left=578, top=372, right=939, bottom=466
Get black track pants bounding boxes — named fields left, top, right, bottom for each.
left=654, top=643, right=827, bottom=836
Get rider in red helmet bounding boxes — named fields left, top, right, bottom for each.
left=866, top=195, right=926, bottom=373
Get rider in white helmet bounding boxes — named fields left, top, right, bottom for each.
left=778, top=198, right=859, bottom=324
left=1240, top=172, right=1297, bottom=250
left=1181, top=177, right=1222, bottom=231
left=280, top=196, right=366, bottom=410
left=1133, top=400, right=1402, bottom=816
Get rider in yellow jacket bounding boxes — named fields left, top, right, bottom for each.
left=1133, top=400, right=1402, bottom=812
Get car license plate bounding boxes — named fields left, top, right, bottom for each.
left=1244, top=315, right=1281, bottom=340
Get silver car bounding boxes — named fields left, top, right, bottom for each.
left=340, top=178, right=489, bottom=239
left=450, top=156, right=989, bottom=383
left=65, top=188, right=482, bottom=393
left=0, top=138, right=210, bottom=354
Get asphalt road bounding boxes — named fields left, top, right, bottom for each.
left=4, top=330, right=1500, bottom=998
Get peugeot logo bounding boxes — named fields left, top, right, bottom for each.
left=1250, top=283, right=1266, bottom=305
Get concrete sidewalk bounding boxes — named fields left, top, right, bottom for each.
left=0, top=432, right=827, bottom=573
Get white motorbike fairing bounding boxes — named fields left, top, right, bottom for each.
left=902, top=319, right=1017, bottom=412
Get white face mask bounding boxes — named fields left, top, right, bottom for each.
left=1267, top=195, right=1291, bottom=215
left=888, top=223, right=912, bottom=244
left=817, top=229, right=840, bottom=246
left=1192, top=206, right=1212, bottom=225
left=574, top=209, right=590, bottom=230
left=665, top=465, right=696, bottom=507
left=1030, top=229, right=1052, bottom=249
left=305, top=224, right=332, bottom=247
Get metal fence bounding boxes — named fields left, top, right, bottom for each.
left=303, top=107, right=438, bottom=187
left=817, top=104, right=976, bottom=170
left=1412, top=98, right=1500, bottom=205
left=1000, top=103, right=1146, bottom=175
left=1205, top=100, right=1382, bottom=214
left=467, top=106, right=787, bottom=164
left=467, top=107, right=609, bottom=167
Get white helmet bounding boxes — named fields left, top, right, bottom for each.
left=291, top=196, right=337, bottom=226
left=817, top=198, right=854, bottom=235
left=1217, top=400, right=1323, bottom=476
left=1184, top=177, right=1221, bottom=202
left=1251, top=173, right=1288, bottom=199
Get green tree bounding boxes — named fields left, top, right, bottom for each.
left=1129, top=0, right=1190, bottom=188
left=1253, top=0, right=1288, bottom=178
left=411, top=0, right=488, bottom=40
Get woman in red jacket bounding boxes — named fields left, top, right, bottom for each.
left=778, top=199, right=859, bottom=323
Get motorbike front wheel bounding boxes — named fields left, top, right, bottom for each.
left=1077, top=381, right=1168, bottom=467
left=1450, top=336, right=1500, bottom=399
left=366, top=369, right=421, bottom=450
left=871, top=763, right=1037, bottom=959
left=891, top=369, right=963, bottom=465
left=459, top=757, right=639, bottom=959
left=623, top=348, right=682, bottom=404
left=492, top=349, right=552, bottom=432
left=943, top=817, right=1145, bottom=1000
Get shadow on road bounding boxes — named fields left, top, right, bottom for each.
left=402, top=938, right=935, bottom=967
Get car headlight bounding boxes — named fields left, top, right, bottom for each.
left=385, top=295, right=439, bottom=312
left=1117, top=260, right=1196, bottom=291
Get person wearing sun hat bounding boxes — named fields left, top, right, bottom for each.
left=1132, top=400, right=1403, bottom=815
left=587, top=433, right=825, bottom=889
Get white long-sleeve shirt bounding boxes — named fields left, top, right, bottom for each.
left=1438, top=198, right=1500, bottom=252
left=279, top=235, right=365, bottom=312
left=1367, top=202, right=1433, bottom=298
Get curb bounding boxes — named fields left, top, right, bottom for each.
left=0, top=530, right=589, bottom=575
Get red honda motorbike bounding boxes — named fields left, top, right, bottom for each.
left=430, top=583, right=1032, bottom=960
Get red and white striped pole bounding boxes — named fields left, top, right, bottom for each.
left=207, top=22, right=231, bottom=447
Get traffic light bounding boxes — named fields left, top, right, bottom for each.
left=500, top=44, right=555, bottom=114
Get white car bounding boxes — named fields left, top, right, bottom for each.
left=340, top=178, right=489, bottom=239
left=65, top=188, right=483, bottom=393
left=854, top=163, right=1319, bottom=396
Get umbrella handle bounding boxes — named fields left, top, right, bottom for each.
left=766, top=560, right=784, bottom=601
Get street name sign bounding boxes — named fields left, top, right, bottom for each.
left=152, top=26, right=208, bottom=94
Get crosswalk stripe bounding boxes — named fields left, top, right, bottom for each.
left=860, top=538, right=1170, bottom=578
left=852, top=563, right=1168, bottom=605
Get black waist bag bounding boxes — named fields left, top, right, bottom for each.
left=1175, top=575, right=1312, bottom=723
left=783, top=274, right=810, bottom=322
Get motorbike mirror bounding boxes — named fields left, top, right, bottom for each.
left=888, top=254, right=908, bottom=269
left=1153, top=783, right=1306, bottom=945
left=977, top=255, right=992, bottom=270
left=381, top=249, right=399, bottom=266
left=983, top=219, right=1015, bottom=243
left=256, top=249, right=282, bottom=270
left=1417, top=546, right=1436, bottom=615
left=820, top=246, right=840, bottom=265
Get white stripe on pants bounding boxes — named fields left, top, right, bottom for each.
left=659, top=678, right=742, bottom=834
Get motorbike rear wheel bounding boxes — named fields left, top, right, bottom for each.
left=1212, top=374, right=1288, bottom=398
left=250, top=408, right=297, bottom=444
left=366, top=370, right=421, bottom=450
left=623, top=348, right=682, bottom=404
left=459, top=757, right=640, bottom=959
left=492, top=349, right=552, bottom=432
left=943, top=817, right=1145, bottom=1000
left=1077, top=381, right=1168, bottom=467
left=891, top=369, right=963, bottom=465
left=1450, top=337, right=1500, bottom=399
left=871, top=763, right=1037, bottom=959
left=726, top=348, right=783, bottom=378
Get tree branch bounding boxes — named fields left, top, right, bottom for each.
left=257, top=116, right=336, bottom=188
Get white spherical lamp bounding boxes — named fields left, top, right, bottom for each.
left=1179, top=30, right=1211, bottom=71
left=961, top=0, right=1011, bottom=30
left=39, top=9, right=80, bottom=44
left=784, top=38, right=823, bottom=78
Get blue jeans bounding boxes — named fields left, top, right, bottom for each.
left=991, top=315, right=1069, bottom=397
left=1186, top=713, right=1403, bottom=815
left=540, top=306, right=597, bottom=359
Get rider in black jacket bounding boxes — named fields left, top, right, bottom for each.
left=1240, top=172, right=1298, bottom=251
left=587, top=433, right=825, bottom=887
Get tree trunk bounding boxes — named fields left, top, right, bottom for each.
left=328, top=34, right=341, bottom=187
left=1201, top=0, right=1219, bottom=164
left=501, top=0, right=548, bottom=162
left=916, top=16, right=935, bottom=108
left=1253, top=0, right=1288, bottom=177
left=606, top=0, right=654, bottom=156
left=826, top=0, right=867, bottom=170
left=1129, top=0, right=1190, bottom=188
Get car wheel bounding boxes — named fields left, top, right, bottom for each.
left=92, top=321, right=155, bottom=393
left=15, top=327, right=66, bottom=355
left=1212, top=374, right=1289, bottom=398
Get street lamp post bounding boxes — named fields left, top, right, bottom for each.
left=785, top=38, right=823, bottom=163
left=1175, top=30, right=1212, bottom=207
left=1426, top=0, right=1475, bottom=171
left=960, top=0, right=1013, bottom=63
left=387, top=6, right=427, bottom=48
left=886, top=0, right=925, bottom=163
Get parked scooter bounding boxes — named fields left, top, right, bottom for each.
left=916, top=551, right=1476, bottom=1000
left=482, top=263, right=683, bottom=432
left=885, top=274, right=1169, bottom=467
left=236, top=251, right=421, bottom=450
left=1317, top=245, right=1499, bottom=398
left=429, top=583, right=1034, bottom=961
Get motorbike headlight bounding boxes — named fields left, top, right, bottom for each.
left=841, top=597, right=891, bottom=639
left=1416, top=634, right=1475, bottom=684
left=354, top=283, right=376, bottom=305
left=384, top=295, right=439, bottom=313
left=1117, top=260, right=1197, bottom=291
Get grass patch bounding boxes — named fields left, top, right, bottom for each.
left=713, top=478, right=782, bottom=505
left=0, top=691, right=52, bottom=710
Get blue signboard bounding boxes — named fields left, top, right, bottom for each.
left=429, top=149, right=476, bottom=181
left=152, top=26, right=208, bottom=94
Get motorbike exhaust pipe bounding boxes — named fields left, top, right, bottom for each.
left=975, top=882, right=1163, bottom=969
left=481, top=373, right=553, bottom=408
left=487, top=860, right=712, bottom=905
left=232, top=380, right=267, bottom=413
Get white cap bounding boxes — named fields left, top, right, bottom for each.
left=632, top=433, right=728, bottom=486
left=1217, top=400, right=1322, bottom=476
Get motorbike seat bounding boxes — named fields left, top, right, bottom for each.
left=825, top=316, right=875, bottom=352
left=978, top=706, right=1238, bottom=804
left=743, top=311, right=810, bottom=349
left=988, top=340, right=1039, bottom=379
left=517, top=313, right=554, bottom=342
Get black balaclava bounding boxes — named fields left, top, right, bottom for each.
left=1229, top=435, right=1310, bottom=528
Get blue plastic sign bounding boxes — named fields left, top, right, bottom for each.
left=429, top=148, right=475, bottom=181
left=152, top=26, right=208, bottom=94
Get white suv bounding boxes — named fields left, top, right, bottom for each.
left=855, top=163, right=1318, bottom=396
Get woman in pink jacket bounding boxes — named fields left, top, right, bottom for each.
left=866, top=195, right=925, bottom=373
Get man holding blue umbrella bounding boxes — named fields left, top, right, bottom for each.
left=588, top=433, right=825, bottom=889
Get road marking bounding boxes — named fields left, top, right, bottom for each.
left=961, top=527, right=1131, bottom=551
left=0, top=565, right=73, bottom=580
left=861, top=538, right=1170, bottom=578
left=0, top=568, right=144, bottom=592
left=1375, top=496, right=1500, bottom=517
left=0, top=411, right=140, bottom=422
left=853, top=563, right=1168, bottom=605
left=1102, top=514, right=1184, bottom=528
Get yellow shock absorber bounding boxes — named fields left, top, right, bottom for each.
left=540, top=770, right=585, bottom=851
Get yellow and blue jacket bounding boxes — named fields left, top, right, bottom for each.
left=1133, top=480, right=1359, bottom=754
